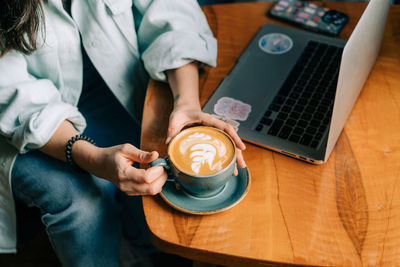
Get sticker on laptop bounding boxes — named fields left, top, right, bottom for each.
left=211, top=114, right=240, bottom=131
left=213, top=97, right=252, bottom=121
left=258, top=33, right=293, bottom=55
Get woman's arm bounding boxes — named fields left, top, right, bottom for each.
left=166, top=62, right=247, bottom=175
left=39, top=120, right=167, bottom=196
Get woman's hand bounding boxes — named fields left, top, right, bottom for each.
left=73, top=142, right=167, bottom=196
left=40, top=120, right=167, bottom=195
left=166, top=102, right=246, bottom=176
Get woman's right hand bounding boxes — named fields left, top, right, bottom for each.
left=74, top=142, right=168, bottom=196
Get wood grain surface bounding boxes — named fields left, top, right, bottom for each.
left=141, top=2, right=400, bottom=266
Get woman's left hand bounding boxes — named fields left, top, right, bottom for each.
left=166, top=103, right=246, bottom=176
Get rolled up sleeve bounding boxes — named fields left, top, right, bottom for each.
left=134, top=0, right=217, bottom=81
left=0, top=51, right=86, bottom=153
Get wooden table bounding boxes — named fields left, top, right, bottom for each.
left=140, top=2, right=400, bottom=266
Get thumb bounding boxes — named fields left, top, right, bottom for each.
left=166, top=125, right=181, bottom=144
left=126, top=146, right=159, bottom=163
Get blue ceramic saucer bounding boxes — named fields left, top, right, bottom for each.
left=160, top=167, right=250, bottom=215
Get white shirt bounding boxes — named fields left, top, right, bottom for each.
left=0, top=0, right=217, bottom=252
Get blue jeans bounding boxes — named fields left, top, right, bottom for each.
left=11, top=58, right=154, bottom=266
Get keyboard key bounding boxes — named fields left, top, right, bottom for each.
left=314, top=112, right=324, bottom=120
left=305, top=105, right=316, bottom=113
left=294, top=104, right=305, bottom=113
left=268, top=119, right=284, bottom=136
left=317, top=105, right=328, bottom=113
left=321, top=98, right=332, bottom=106
left=256, top=124, right=263, bottom=131
left=297, top=80, right=307, bottom=87
left=264, top=110, right=272, bottom=117
left=293, top=86, right=303, bottom=93
left=261, top=117, right=273, bottom=126
left=278, top=126, right=292, bottom=139
left=298, top=98, right=308, bottom=105
left=273, top=95, right=285, bottom=105
left=293, top=127, right=304, bottom=135
left=301, top=73, right=311, bottom=81
left=306, top=127, right=317, bottom=134
left=277, top=112, right=288, bottom=120
left=286, top=99, right=296, bottom=106
left=319, top=125, right=327, bottom=132
left=316, top=86, right=327, bottom=93
left=289, top=134, right=301, bottom=143
left=311, top=140, right=319, bottom=148
left=309, top=99, right=318, bottom=107
left=313, top=92, right=323, bottom=100
left=270, top=104, right=281, bottom=112
left=301, top=112, right=312, bottom=120
left=282, top=105, right=292, bottom=113
left=300, top=134, right=313, bottom=146
left=289, top=112, right=301, bottom=119
left=301, top=92, right=312, bottom=99
left=310, top=119, right=320, bottom=127
left=297, top=119, right=308, bottom=128
left=290, top=92, right=300, bottom=99
left=286, top=118, right=296, bottom=126
left=279, top=85, right=292, bottom=96
left=308, top=80, right=319, bottom=87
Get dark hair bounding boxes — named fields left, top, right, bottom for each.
left=0, top=0, right=45, bottom=57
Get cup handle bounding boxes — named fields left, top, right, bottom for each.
left=149, top=158, right=174, bottom=182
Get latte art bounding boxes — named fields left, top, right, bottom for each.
left=179, top=132, right=227, bottom=175
left=168, top=127, right=235, bottom=176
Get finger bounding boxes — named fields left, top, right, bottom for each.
left=120, top=144, right=159, bottom=163
left=123, top=170, right=167, bottom=196
left=166, top=112, right=183, bottom=144
left=236, top=149, right=246, bottom=169
left=144, top=166, right=166, bottom=184
left=199, top=113, right=246, bottom=150
left=166, top=125, right=180, bottom=144
left=147, top=173, right=168, bottom=195
left=233, top=164, right=238, bottom=176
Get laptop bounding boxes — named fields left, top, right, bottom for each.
left=202, top=0, right=390, bottom=164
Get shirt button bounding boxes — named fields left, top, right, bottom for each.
left=91, top=40, right=99, bottom=47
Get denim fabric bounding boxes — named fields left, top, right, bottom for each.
left=12, top=152, right=122, bottom=267
left=11, top=48, right=155, bottom=266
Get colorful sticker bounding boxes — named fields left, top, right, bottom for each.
left=258, top=33, right=293, bottom=55
left=304, top=7, right=316, bottom=14
left=273, top=5, right=285, bottom=11
left=306, top=20, right=317, bottom=27
left=298, top=12, right=311, bottom=19
left=213, top=97, right=252, bottom=121
left=278, top=0, right=289, bottom=7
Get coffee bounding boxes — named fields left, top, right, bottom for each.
left=168, top=126, right=235, bottom=176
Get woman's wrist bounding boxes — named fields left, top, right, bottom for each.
left=173, top=95, right=201, bottom=111
left=70, top=140, right=102, bottom=172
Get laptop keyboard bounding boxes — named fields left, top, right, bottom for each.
left=255, top=41, right=343, bottom=149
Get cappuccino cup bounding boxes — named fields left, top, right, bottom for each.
left=150, top=126, right=236, bottom=198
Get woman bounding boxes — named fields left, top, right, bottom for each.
left=0, top=0, right=246, bottom=266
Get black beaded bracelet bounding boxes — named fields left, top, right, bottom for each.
left=65, top=134, right=95, bottom=167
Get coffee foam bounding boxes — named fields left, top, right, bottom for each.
left=169, top=127, right=234, bottom=176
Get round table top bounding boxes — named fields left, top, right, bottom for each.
left=141, top=2, right=400, bottom=266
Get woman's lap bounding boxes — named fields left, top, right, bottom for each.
left=11, top=83, right=151, bottom=265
